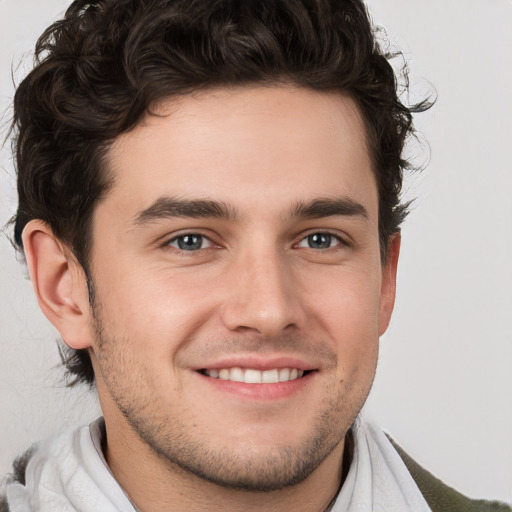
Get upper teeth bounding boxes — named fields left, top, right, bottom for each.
left=204, top=367, right=304, bottom=383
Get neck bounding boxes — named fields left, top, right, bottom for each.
left=104, top=423, right=348, bottom=512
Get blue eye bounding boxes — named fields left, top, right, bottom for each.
left=168, top=234, right=212, bottom=251
left=298, top=233, right=342, bottom=249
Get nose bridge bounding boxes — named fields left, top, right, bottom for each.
left=221, top=241, right=302, bottom=337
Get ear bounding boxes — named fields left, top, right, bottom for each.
left=378, top=233, right=401, bottom=336
left=22, top=220, right=93, bottom=350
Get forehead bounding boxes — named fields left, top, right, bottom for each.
left=103, top=86, right=377, bottom=222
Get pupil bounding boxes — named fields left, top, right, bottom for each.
left=178, top=235, right=202, bottom=250
left=309, top=233, right=331, bottom=249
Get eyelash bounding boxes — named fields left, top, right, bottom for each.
left=164, top=233, right=214, bottom=252
left=296, top=232, right=347, bottom=250
left=162, top=230, right=349, bottom=253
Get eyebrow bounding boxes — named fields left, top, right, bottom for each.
left=133, top=197, right=239, bottom=225
left=290, top=198, right=368, bottom=220
left=132, top=196, right=368, bottom=226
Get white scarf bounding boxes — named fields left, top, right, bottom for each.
left=4, top=417, right=431, bottom=511
left=331, top=418, right=431, bottom=511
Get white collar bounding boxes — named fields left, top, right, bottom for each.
left=5, top=416, right=430, bottom=512
left=331, top=417, right=431, bottom=511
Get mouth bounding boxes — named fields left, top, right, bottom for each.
left=199, top=367, right=311, bottom=384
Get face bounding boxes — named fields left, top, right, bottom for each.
left=85, top=86, right=397, bottom=490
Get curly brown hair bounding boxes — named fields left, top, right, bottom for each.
left=11, top=0, right=431, bottom=386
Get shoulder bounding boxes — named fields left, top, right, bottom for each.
left=0, top=446, right=36, bottom=512
left=388, top=435, right=512, bottom=512
left=0, top=422, right=96, bottom=512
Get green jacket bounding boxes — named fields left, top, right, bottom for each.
left=389, top=437, right=512, bottom=512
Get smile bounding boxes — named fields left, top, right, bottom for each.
left=201, top=367, right=307, bottom=383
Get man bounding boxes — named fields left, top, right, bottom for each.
left=1, top=0, right=510, bottom=511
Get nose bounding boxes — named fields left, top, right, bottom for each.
left=220, top=248, right=305, bottom=338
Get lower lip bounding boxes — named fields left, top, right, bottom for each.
left=194, top=371, right=315, bottom=400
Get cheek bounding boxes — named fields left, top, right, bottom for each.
left=94, top=265, right=218, bottom=353
left=303, top=266, right=382, bottom=380
left=305, top=267, right=382, bottom=339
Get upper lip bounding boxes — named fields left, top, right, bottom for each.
left=193, top=355, right=317, bottom=372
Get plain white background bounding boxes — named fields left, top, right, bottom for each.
left=1, top=0, right=511, bottom=503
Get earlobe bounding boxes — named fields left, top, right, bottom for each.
left=378, top=233, right=401, bottom=336
left=22, top=220, right=93, bottom=350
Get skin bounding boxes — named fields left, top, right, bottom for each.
left=23, top=86, right=400, bottom=512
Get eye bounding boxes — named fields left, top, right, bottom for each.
left=167, top=234, right=213, bottom=251
left=297, top=232, right=343, bottom=250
